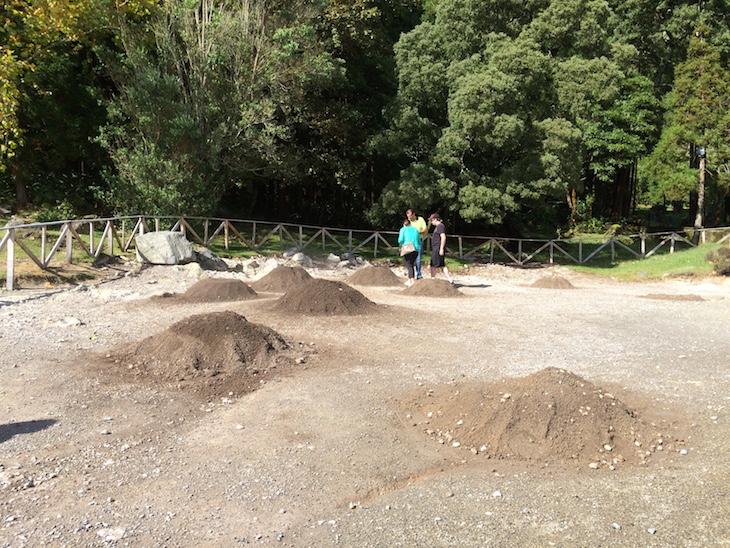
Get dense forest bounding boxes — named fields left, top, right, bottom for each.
left=1, top=0, right=730, bottom=236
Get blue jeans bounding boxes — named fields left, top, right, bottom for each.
left=415, top=245, right=423, bottom=279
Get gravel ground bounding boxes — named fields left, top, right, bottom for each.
left=0, top=259, right=728, bottom=547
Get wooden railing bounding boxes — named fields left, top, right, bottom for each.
left=2, top=215, right=729, bottom=290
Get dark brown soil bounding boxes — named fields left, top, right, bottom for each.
left=273, top=278, right=377, bottom=315
left=347, top=265, right=403, bottom=287
left=400, top=367, right=686, bottom=469
left=104, top=310, right=301, bottom=400
left=641, top=293, right=704, bottom=301
left=181, top=277, right=258, bottom=302
left=403, top=278, right=463, bottom=297
left=251, top=265, right=312, bottom=293
left=531, top=276, right=575, bottom=289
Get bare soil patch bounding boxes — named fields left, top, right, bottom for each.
left=400, top=367, right=686, bottom=469
left=250, top=265, right=312, bottom=293
left=272, top=278, right=377, bottom=315
left=1, top=262, right=728, bottom=546
left=641, top=293, right=705, bottom=301
left=180, top=277, right=258, bottom=302
left=103, top=310, right=303, bottom=400
left=403, top=277, right=463, bottom=297
left=346, top=265, right=403, bottom=287
left=531, top=275, right=575, bottom=289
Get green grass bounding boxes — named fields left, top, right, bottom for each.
left=566, top=242, right=720, bottom=281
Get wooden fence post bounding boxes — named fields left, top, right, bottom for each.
left=66, top=224, right=73, bottom=264
left=41, top=226, right=47, bottom=264
left=6, top=230, right=15, bottom=291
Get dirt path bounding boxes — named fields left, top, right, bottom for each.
left=0, top=261, right=728, bottom=546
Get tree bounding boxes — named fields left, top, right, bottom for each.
left=96, top=0, right=349, bottom=217
left=645, top=33, right=730, bottom=231
left=0, top=0, right=157, bottom=212
left=371, top=0, right=655, bottom=233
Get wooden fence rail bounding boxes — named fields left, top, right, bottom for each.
left=2, top=215, right=729, bottom=290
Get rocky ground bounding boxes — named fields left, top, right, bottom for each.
left=0, top=257, right=728, bottom=547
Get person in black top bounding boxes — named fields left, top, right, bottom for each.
left=428, top=213, right=454, bottom=284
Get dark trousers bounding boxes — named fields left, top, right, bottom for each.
left=404, top=251, right=418, bottom=279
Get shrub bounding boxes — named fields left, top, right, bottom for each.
left=707, top=246, right=730, bottom=276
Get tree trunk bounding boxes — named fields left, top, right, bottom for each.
left=12, top=163, right=29, bottom=208
left=693, top=155, right=705, bottom=244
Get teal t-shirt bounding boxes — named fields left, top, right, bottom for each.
left=398, top=225, right=421, bottom=251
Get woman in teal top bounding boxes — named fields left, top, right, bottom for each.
left=398, top=219, right=421, bottom=286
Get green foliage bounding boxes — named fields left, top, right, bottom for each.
left=706, top=246, right=730, bottom=276
left=32, top=200, right=77, bottom=223
left=642, top=34, right=730, bottom=217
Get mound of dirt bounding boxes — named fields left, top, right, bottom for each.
left=181, top=277, right=258, bottom=302
left=531, top=276, right=575, bottom=289
left=400, top=367, right=685, bottom=469
left=107, top=311, right=299, bottom=399
left=273, top=278, right=377, bottom=315
left=251, top=265, right=312, bottom=293
left=347, top=265, right=402, bottom=287
left=641, top=293, right=704, bottom=301
left=403, top=278, right=463, bottom=297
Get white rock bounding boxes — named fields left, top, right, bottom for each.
left=97, top=527, right=126, bottom=541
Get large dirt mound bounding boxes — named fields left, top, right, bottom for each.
left=181, top=277, right=258, bottom=302
left=347, top=265, right=402, bottom=287
left=107, top=311, right=299, bottom=399
left=251, top=265, right=312, bottom=293
left=273, top=278, right=377, bottom=315
left=400, top=367, right=685, bottom=469
left=403, top=278, right=463, bottom=297
left=531, top=276, right=575, bottom=289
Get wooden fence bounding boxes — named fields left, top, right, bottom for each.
left=2, top=215, right=729, bottom=290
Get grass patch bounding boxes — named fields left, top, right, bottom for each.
left=567, top=243, right=720, bottom=281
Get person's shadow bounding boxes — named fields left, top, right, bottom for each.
left=0, top=419, right=57, bottom=443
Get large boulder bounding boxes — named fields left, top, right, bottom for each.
left=195, top=248, right=229, bottom=271
left=135, top=231, right=195, bottom=265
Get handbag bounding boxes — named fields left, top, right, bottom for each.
left=400, top=242, right=416, bottom=256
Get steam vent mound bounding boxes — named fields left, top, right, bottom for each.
left=182, top=277, right=258, bottom=302
left=251, top=265, right=312, bottom=293
left=401, top=367, right=684, bottom=469
left=347, top=265, right=402, bottom=287
left=531, top=276, right=575, bottom=289
left=113, top=311, right=292, bottom=398
left=403, top=278, right=463, bottom=297
left=273, top=278, right=377, bottom=315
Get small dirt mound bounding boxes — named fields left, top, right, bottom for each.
left=273, top=278, right=377, bottom=315
left=641, top=294, right=704, bottom=301
left=347, top=265, right=402, bottom=287
left=182, top=277, right=258, bottom=302
left=400, top=367, right=685, bottom=469
left=107, top=311, right=298, bottom=399
left=403, top=278, right=463, bottom=297
left=251, top=265, right=312, bottom=293
left=531, top=276, right=575, bottom=289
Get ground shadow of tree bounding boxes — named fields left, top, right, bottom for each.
left=0, top=419, right=57, bottom=443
